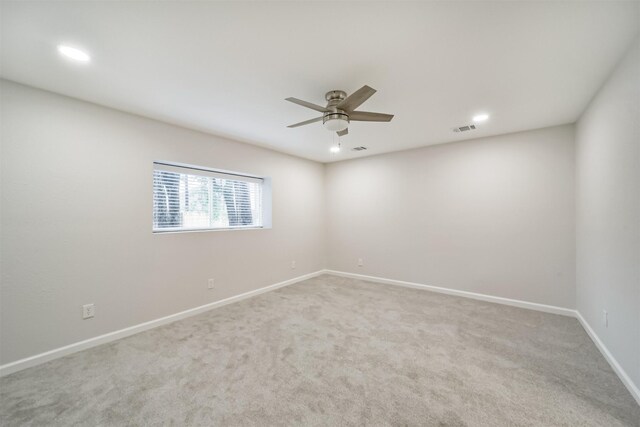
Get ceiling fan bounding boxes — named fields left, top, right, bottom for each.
left=285, top=85, right=394, bottom=136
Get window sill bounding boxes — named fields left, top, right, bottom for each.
left=153, top=226, right=270, bottom=234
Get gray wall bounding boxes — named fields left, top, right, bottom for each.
left=325, top=125, right=576, bottom=308
left=0, top=80, right=326, bottom=364
left=576, top=37, right=640, bottom=389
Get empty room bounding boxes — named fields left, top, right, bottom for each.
left=1, top=1, right=639, bottom=425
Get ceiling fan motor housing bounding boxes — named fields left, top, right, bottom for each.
left=323, top=111, right=349, bottom=123
left=325, top=90, right=347, bottom=102
left=323, top=90, right=349, bottom=131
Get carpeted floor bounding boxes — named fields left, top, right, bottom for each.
left=1, top=274, right=638, bottom=426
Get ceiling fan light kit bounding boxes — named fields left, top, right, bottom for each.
left=323, top=113, right=349, bottom=132
left=286, top=85, right=394, bottom=138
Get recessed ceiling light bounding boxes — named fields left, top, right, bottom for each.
left=330, top=145, right=341, bottom=154
left=472, top=113, right=489, bottom=122
left=57, top=45, right=90, bottom=62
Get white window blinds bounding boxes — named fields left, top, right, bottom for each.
left=153, top=162, right=264, bottom=232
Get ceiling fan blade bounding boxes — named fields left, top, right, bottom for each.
left=285, top=97, right=329, bottom=113
left=337, top=85, right=376, bottom=112
left=349, top=111, right=394, bottom=122
left=337, top=128, right=348, bottom=137
left=287, top=116, right=323, bottom=128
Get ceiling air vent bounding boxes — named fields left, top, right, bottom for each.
left=352, top=146, right=368, bottom=151
left=453, top=124, right=476, bottom=133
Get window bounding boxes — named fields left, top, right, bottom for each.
left=153, top=162, right=266, bottom=232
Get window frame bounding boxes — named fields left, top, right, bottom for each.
left=152, top=161, right=270, bottom=234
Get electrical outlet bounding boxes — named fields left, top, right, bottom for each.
left=82, top=304, right=95, bottom=319
left=208, top=278, right=215, bottom=290
left=291, top=260, right=296, bottom=270
left=603, top=310, right=608, bottom=328
left=357, top=258, right=363, bottom=267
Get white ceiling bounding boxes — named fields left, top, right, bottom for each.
left=2, top=1, right=638, bottom=163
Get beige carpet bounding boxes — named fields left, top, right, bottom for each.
left=1, top=274, right=638, bottom=426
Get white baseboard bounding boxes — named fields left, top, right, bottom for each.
left=575, top=311, right=640, bottom=405
left=0, top=270, right=324, bottom=377
left=323, top=270, right=576, bottom=317
left=323, top=269, right=639, bottom=405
